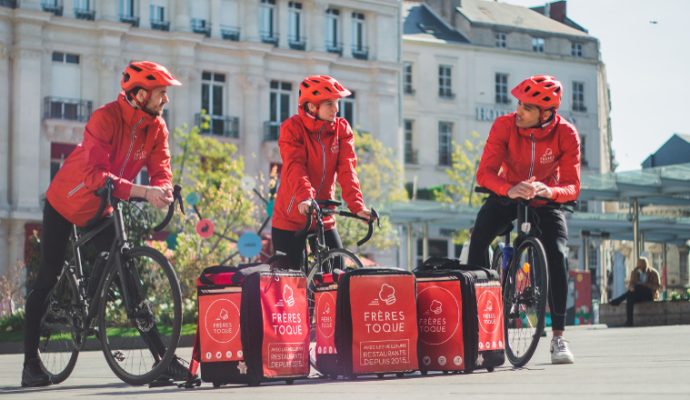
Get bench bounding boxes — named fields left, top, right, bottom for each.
left=599, top=301, right=690, bottom=327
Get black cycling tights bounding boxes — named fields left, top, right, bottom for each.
left=24, top=201, right=113, bottom=361
left=467, top=195, right=570, bottom=332
left=271, top=227, right=343, bottom=270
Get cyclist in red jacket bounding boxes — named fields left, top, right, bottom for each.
left=271, top=75, right=371, bottom=269
left=468, top=75, right=581, bottom=364
left=22, top=61, right=188, bottom=386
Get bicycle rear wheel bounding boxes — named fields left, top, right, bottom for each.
left=36, top=270, right=81, bottom=384
left=307, top=248, right=364, bottom=375
left=503, top=237, right=548, bottom=367
left=98, top=246, right=182, bottom=385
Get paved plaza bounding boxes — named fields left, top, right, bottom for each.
left=1, top=324, right=689, bottom=399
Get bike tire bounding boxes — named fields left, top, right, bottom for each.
left=98, top=246, right=182, bottom=385
left=36, top=270, right=81, bottom=384
left=307, top=248, right=364, bottom=373
left=503, top=237, right=549, bottom=368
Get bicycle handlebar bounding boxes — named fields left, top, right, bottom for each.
left=85, top=177, right=184, bottom=231
left=295, top=199, right=380, bottom=247
left=474, top=186, right=577, bottom=209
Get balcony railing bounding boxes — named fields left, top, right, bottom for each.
left=150, top=19, right=170, bottom=31
left=352, top=45, right=369, bottom=60
left=195, top=114, right=240, bottom=138
left=191, top=18, right=211, bottom=37
left=263, top=121, right=280, bottom=141
left=0, top=0, right=17, bottom=9
left=405, top=149, right=419, bottom=165
left=220, top=25, right=240, bottom=41
left=439, top=90, right=456, bottom=100
left=288, top=36, right=306, bottom=50
left=74, top=7, right=95, bottom=20
left=260, top=31, right=279, bottom=46
left=325, top=41, right=343, bottom=56
left=120, top=14, right=139, bottom=27
left=44, top=97, right=92, bottom=122
left=41, top=0, right=63, bottom=16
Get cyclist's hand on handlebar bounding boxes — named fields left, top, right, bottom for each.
left=147, top=186, right=174, bottom=209
left=357, top=208, right=372, bottom=224
left=532, top=181, right=553, bottom=199
left=297, top=200, right=312, bottom=215
left=507, top=177, right=537, bottom=200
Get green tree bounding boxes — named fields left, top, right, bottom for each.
left=336, top=131, right=408, bottom=254
left=436, top=131, right=485, bottom=243
left=157, top=119, right=257, bottom=304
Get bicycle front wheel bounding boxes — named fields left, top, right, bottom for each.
left=307, top=248, right=364, bottom=375
left=98, top=246, right=182, bottom=385
left=503, top=237, right=548, bottom=368
left=37, top=270, right=81, bottom=384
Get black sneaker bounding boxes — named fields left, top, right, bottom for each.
left=158, top=356, right=194, bottom=382
left=21, top=359, right=51, bottom=387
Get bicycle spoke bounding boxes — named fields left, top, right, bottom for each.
left=36, top=273, right=81, bottom=384
left=99, top=247, right=181, bottom=385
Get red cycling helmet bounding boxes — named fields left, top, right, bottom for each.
left=511, top=75, right=562, bottom=109
left=298, top=75, right=351, bottom=106
left=120, top=61, right=181, bottom=92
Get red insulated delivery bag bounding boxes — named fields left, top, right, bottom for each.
left=334, top=268, right=419, bottom=377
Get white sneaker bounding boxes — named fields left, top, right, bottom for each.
left=550, top=336, right=574, bottom=364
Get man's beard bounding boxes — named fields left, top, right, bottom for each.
left=142, top=103, right=164, bottom=117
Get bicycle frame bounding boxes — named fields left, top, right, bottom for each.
left=498, top=200, right=533, bottom=281
left=63, top=180, right=182, bottom=342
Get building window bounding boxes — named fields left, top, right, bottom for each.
left=438, top=65, right=453, bottom=99
left=149, top=4, right=169, bottom=31
left=403, top=62, right=414, bottom=95
left=47, top=51, right=90, bottom=121
left=119, top=0, right=139, bottom=26
left=325, top=8, right=341, bottom=54
left=260, top=0, right=278, bottom=44
left=572, top=81, right=587, bottom=112
left=352, top=12, right=368, bottom=59
left=495, top=73, right=509, bottom=104
left=52, top=52, right=79, bottom=65
left=341, top=91, right=355, bottom=127
left=201, top=72, right=226, bottom=136
left=220, top=0, right=240, bottom=40
left=495, top=32, right=506, bottom=48
left=74, top=0, right=95, bottom=19
left=438, top=121, right=453, bottom=166
left=266, top=81, right=292, bottom=140
left=532, top=37, right=545, bottom=53
left=404, top=119, right=417, bottom=164
left=288, top=2, right=305, bottom=50
left=580, top=134, right=588, bottom=167
left=572, top=42, right=583, bottom=57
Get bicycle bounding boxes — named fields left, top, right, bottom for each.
left=36, top=178, right=185, bottom=385
left=474, top=186, right=575, bottom=368
left=295, top=199, right=379, bottom=372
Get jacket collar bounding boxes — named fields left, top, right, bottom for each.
left=117, top=92, right=159, bottom=129
left=516, top=113, right=560, bottom=141
left=297, top=107, right=335, bottom=134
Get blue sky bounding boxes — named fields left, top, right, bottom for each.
left=501, top=0, right=690, bottom=171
